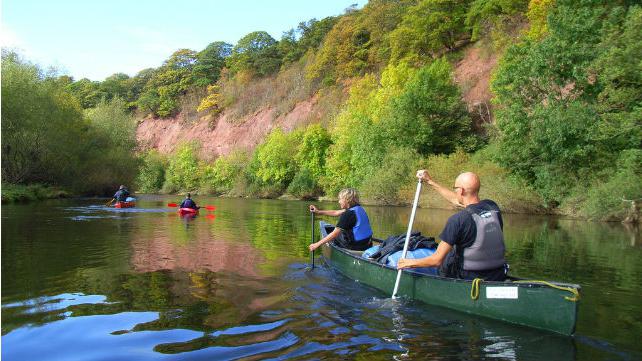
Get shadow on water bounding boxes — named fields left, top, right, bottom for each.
left=1, top=197, right=641, bottom=360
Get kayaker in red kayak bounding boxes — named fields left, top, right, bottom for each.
left=107, top=185, right=130, bottom=206
left=179, top=193, right=199, bottom=210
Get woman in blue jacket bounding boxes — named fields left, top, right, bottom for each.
left=309, top=188, right=373, bottom=251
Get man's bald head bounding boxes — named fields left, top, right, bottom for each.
left=455, top=172, right=480, bottom=196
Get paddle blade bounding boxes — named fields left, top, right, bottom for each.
left=167, top=203, right=178, bottom=207
left=205, top=214, right=216, bottom=220
left=203, top=205, right=216, bottom=211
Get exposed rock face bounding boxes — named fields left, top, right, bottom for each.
left=137, top=45, right=500, bottom=159
left=453, top=46, right=499, bottom=125
left=136, top=96, right=319, bottom=160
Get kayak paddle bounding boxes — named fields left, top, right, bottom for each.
left=392, top=179, right=423, bottom=299
left=168, top=203, right=215, bottom=210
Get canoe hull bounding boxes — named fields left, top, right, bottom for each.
left=319, top=221, right=579, bottom=335
left=114, top=201, right=135, bottom=208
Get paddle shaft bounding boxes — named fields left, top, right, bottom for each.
left=392, top=179, right=423, bottom=299
left=168, top=203, right=215, bottom=210
left=310, top=211, right=315, bottom=269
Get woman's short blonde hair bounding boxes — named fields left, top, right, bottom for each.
left=338, top=188, right=360, bottom=207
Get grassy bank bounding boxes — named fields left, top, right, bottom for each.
left=1, top=184, right=69, bottom=203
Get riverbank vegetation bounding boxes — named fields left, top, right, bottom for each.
left=1, top=51, right=139, bottom=197
left=1, top=183, right=68, bottom=203
left=3, top=0, right=640, bottom=221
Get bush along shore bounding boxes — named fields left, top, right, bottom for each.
left=1, top=184, right=69, bottom=203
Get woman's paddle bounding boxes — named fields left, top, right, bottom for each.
left=392, top=179, right=423, bottom=299
left=310, top=210, right=315, bottom=269
left=106, top=198, right=115, bottom=206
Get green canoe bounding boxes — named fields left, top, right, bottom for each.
left=318, top=221, right=581, bottom=336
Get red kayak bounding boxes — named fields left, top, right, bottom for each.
left=114, top=201, right=136, bottom=208
left=178, top=207, right=199, bottom=215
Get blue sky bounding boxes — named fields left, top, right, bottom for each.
left=2, top=0, right=366, bottom=81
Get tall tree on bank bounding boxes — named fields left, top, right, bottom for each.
left=227, top=31, right=282, bottom=77
left=193, top=41, right=233, bottom=86
left=137, top=49, right=198, bottom=117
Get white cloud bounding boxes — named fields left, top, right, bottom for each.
left=1, top=23, right=25, bottom=50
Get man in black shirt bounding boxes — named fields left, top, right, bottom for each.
left=397, top=170, right=507, bottom=281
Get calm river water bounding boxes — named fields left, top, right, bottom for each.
left=2, top=196, right=641, bottom=360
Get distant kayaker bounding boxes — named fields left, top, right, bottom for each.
left=309, top=188, right=373, bottom=251
left=109, top=185, right=130, bottom=205
left=180, top=193, right=199, bottom=210
left=397, top=170, right=507, bottom=281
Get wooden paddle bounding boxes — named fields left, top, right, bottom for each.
left=310, top=210, right=315, bottom=269
left=106, top=198, right=115, bottom=206
left=392, top=179, right=423, bottom=299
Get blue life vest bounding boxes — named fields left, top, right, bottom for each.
left=180, top=199, right=197, bottom=209
left=350, top=205, right=373, bottom=242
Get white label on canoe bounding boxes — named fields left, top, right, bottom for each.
left=486, top=287, right=518, bottom=299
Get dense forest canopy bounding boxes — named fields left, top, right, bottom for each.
left=2, top=0, right=640, bottom=221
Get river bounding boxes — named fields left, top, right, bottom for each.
left=2, top=196, right=640, bottom=360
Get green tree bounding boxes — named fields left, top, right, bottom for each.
left=320, top=65, right=416, bottom=195
left=251, top=128, right=302, bottom=192
left=137, top=49, right=198, bottom=117
left=526, top=0, right=555, bottom=40
left=592, top=5, right=642, bottom=153
left=288, top=124, right=333, bottom=198
left=389, top=0, right=471, bottom=63
left=227, top=31, right=281, bottom=76
left=294, top=124, right=333, bottom=180
left=82, top=98, right=139, bottom=193
left=361, top=146, right=421, bottom=204
left=465, top=0, right=528, bottom=41
left=136, top=150, right=167, bottom=193
left=306, top=0, right=413, bottom=82
left=199, top=150, right=249, bottom=194
left=279, top=17, right=339, bottom=65
left=321, top=75, right=381, bottom=194
left=384, top=58, right=476, bottom=155
left=65, top=78, right=103, bottom=108
left=126, top=68, right=156, bottom=110
left=164, top=142, right=201, bottom=192
left=193, top=41, right=232, bottom=86
left=1, top=51, right=86, bottom=185
left=100, top=73, right=131, bottom=102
